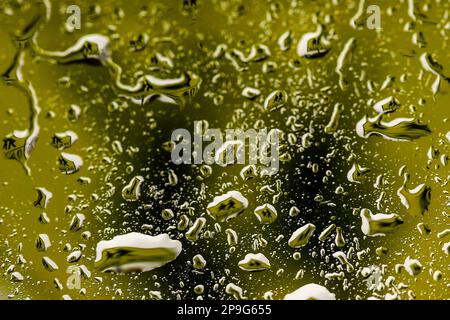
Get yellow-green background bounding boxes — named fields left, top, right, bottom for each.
left=0, top=0, right=449, bottom=299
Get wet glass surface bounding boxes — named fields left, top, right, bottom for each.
left=0, top=0, right=449, bottom=300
